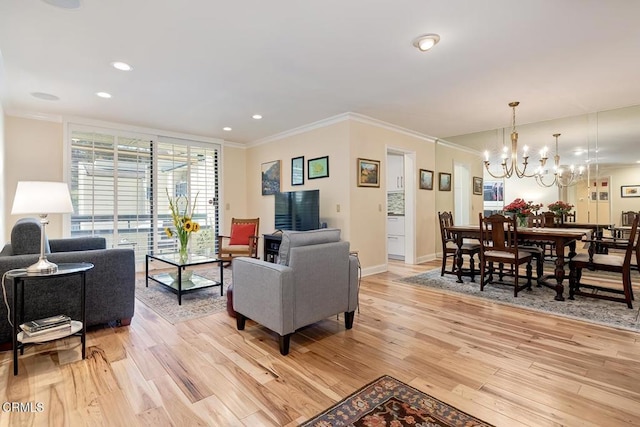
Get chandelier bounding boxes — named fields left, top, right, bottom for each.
left=535, top=133, right=585, bottom=188
left=484, top=101, right=549, bottom=179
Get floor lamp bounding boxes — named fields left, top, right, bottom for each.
left=11, top=181, right=74, bottom=274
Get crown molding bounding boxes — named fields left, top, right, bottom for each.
left=247, top=111, right=443, bottom=148
left=435, top=138, right=483, bottom=156
left=346, top=112, right=439, bottom=143
left=247, top=113, right=352, bottom=148
left=5, top=109, right=63, bottom=123
left=223, top=140, right=246, bottom=149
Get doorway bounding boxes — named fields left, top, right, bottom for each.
left=386, top=148, right=416, bottom=264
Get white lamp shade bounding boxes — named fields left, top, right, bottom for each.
left=11, top=181, right=74, bottom=215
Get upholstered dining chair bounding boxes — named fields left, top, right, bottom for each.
left=478, top=213, right=534, bottom=297
left=438, top=211, right=480, bottom=281
left=217, top=218, right=260, bottom=265
left=568, top=214, right=639, bottom=309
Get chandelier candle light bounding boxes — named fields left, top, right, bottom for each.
left=484, top=102, right=550, bottom=179
left=535, top=133, right=585, bottom=188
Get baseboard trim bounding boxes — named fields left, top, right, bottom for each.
left=362, top=263, right=388, bottom=277
left=416, top=253, right=437, bottom=264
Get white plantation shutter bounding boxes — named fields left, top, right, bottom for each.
left=69, top=127, right=220, bottom=269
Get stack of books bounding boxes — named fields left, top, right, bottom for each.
left=20, top=314, right=72, bottom=337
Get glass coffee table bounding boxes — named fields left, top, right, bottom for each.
left=145, top=253, right=224, bottom=305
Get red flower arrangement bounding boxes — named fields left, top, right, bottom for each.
left=548, top=200, right=574, bottom=216
left=504, top=198, right=543, bottom=217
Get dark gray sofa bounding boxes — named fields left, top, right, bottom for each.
left=0, top=218, right=135, bottom=345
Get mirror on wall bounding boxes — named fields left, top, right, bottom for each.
left=439, top=104, right=640, bottom=226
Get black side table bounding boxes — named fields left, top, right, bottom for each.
left=263, top=233, right=282, bottom=263
left=7, top=262, right=94, bottom=375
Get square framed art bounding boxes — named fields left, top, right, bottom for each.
left=308, top=156, right=329, bottom=179
left=357, top=158, right=380, bottom=187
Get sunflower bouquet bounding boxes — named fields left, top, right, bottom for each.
left=165, top=189, right=200, bottom=257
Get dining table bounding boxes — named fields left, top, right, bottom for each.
left=445, top=225, right=593, bottom=301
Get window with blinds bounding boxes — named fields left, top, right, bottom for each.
left=69, top=128, right=220, bottom=268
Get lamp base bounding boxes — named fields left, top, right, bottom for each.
left=26, top=258, right=58, bottom=275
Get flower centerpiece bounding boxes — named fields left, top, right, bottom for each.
left=547, top=200, right=574, bottom=218
left=165, top=189, right=200, bottom=261
left=504, top=198, right=543, bottom=228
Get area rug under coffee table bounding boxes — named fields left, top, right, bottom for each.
left=135, top=267, right=232, bottom=324
left=300, top=375, right=493, bottom=427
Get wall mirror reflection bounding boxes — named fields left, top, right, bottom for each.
left=441, top=103, right=640, bottom=229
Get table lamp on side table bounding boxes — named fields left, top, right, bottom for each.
left=11, top=181, right=74, bottom=274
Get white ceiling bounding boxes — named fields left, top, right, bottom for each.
left=1, top=0, right=640, bottom=146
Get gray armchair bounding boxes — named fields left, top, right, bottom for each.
left=232, top=228, right=358, bottom=355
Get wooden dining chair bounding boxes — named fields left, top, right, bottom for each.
left=568, top=214, right=639, bottom=308
left=438, top=211, right=480, bottom=281
left=478, top=213, right=533, bottom=296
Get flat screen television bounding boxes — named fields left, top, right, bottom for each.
left=275, top=190, right=320, bottom=231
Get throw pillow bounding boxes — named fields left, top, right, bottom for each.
left=229, top=223, right=256, bottom=245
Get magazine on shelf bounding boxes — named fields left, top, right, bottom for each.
left=20, top=314, right=71, bottom=333
left=21, top=323, right=72, bottom=337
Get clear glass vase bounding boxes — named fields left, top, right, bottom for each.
left=178, top=236, right=189, bottom=262
left=517, top=215, right=528, bottom=228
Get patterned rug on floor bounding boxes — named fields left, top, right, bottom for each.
left=300, top=375, right=493, bottom=427
left=399, top=267, right=640, bottom=332
left=135, top=267, right=232, bottom=324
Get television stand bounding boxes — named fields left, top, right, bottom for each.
left=263, top=233, right=282, bottom=263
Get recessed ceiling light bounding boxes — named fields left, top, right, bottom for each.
left=252, top=114, right=263, bottom=120
left=111, top=61, right=132, bottom=71
left=96, top=92, right=112, bottom=99
left=41, top=0, right=81, bottom=9
left=412, top=33, right=441, bottom=52
left=30, top=92, right=60, bottom=101
left=223, top=127, right=232, bottom=131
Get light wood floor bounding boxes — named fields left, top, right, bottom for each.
left=1, top=260, right=640, bottom=426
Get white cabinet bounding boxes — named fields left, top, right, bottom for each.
left=387, top=216, right=405, bottom=259
left=387, top=154, right=404, bottom=191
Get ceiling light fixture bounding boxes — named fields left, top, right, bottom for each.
left=111, top=61, right=132, bottom=71
left=96, top=92, right=112, bottom=99
left=412, top=33, right=441, bottom=52
left=223, top=127, right=232, bottom=131
left=535, top=133, right=584, bottom=188
left=252, top=114, right=262, bottom=120
left=484, top=102, right=549, bottom=180
left=31, top=92, right=60, bottom=101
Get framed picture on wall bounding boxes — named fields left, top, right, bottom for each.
left=473, top=176, right=483, bottom=195
left=439, top=172, right=452, bottom=191
left=357, top=158, right=380, bottom=187
left=291, top=156, right=304, bottom=186
left=419, top=169, right=433, bottom=190
left=261, top=160, right=281, bottom=195
left=308, top=156, right=329, bottom=179
left=621, top=185, right=640, bottom=198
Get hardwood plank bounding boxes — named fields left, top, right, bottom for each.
left=1, top=259, right=639, bottom=427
